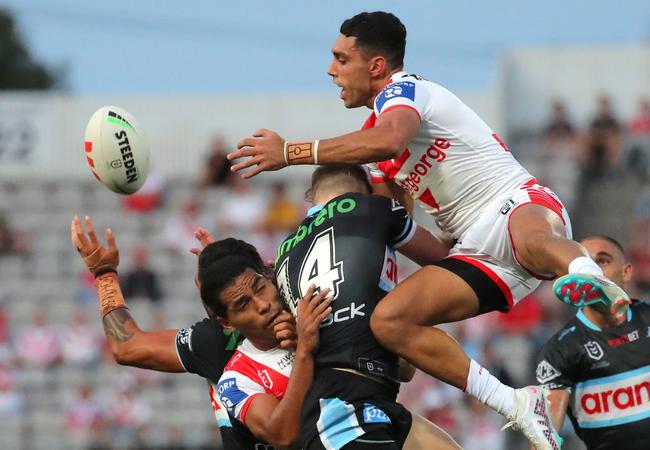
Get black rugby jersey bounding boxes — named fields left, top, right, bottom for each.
left=274, top=192, right=415, bottom=383
left=176, top=318, right=271, bottom=450
left=535, top=301, right=650, bottom=450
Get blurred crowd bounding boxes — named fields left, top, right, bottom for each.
left=0, top=94, right=649, bottom=449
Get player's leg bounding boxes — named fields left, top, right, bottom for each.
left=370, top=265, right=478, bottom=389
left=402, top=413, right=461, bottom=450
left=509, top=199, right=629, bottom=309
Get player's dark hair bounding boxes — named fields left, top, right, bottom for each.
left=582, top=235, right=626, bottom=258
left=198, top=238, right=267, bottom=319
left=340, top=11, right=406, bottom=70
left=305, top=165, right=372, bottom=202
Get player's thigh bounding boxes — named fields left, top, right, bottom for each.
left=509, top=202, right=570, bottom=245
left=402, top=413, right=461, bottom=450
left=377, top=265, right=479, bottom=326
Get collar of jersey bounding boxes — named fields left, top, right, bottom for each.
left=576, top=307, right=633, bottom=331
left=307, top=204, right=324, bottom=217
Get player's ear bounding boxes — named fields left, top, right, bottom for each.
left=622, top=262, right=633, bottom=284
left=216, top=316, right=235, bottom=333
left=368, top=55, right=386, bottom=78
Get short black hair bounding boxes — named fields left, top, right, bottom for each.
left=304, top=165, right=372, bottom=202
left=198, top=238, right=266, bottom=318
left=582, top=234, right=626, bottom=258
left=340, top=11, right=406, bottom=70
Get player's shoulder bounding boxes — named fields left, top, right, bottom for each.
left=542, top=318, right=583, bottom=352
left=631, top=299, right=650, bottom=318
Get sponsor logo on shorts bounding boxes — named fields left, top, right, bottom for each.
left=363, top=403, right=391, bottom=424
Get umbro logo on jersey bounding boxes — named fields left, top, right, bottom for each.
left=584, top=341, right=605, bottom=360
left=536, top=360, right=561, bottom=384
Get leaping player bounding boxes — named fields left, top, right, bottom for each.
left=227, top=11, right=629, bottom=450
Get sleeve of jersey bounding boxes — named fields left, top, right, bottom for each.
left=374, top=80, right=427, bottom=120
left=217, top=369, right=267, bottom=424
left=175, top=318, right=236, bottom=380
left=370, top=195, right=416, bottom=249
left=535, top=341, right=575, bottom=391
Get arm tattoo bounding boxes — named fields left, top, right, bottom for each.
left=102, top=308, right=135, bottom=343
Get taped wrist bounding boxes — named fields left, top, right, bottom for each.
left=95, top=272, right=127, bottom=317
left=286, top=141, right=317, bottom=165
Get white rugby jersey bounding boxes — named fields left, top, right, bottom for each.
left=365, top=71, right=533, bottom=238
left=217, top=339, right=294, bottom=424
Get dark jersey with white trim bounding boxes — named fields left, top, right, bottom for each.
left=274, top=193, right=416, bottom=383
left=535, top=301, right=650, bottom=450
left=176, top=318, right=273, bottom=450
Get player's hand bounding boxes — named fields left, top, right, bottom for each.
left=189, top=227, right=215, bottom=256
left=71, top=215, right=119, bottom=275
left=296, top=285, right=333, bottom=355
left=229, top=129, right=286, bottom=179
left=272, top=311, right=297, bottom=351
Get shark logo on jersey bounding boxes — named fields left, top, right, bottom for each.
left=584, top=341, right=605, bottom=361
left=536, top=360, right=561, bottom=384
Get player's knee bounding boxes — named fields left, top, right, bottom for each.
left=370, top=302, right=404, bottom=350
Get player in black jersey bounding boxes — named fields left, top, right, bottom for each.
left=71, top=216, right=293, bottom=450
left=536, top=235, right=650, bottom=450
left=274, top=165, right=457, bottom=450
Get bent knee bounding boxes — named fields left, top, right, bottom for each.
left=370, top=302, right=405, bottom=349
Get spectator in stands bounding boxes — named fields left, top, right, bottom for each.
left=0, top=292, right=9, bottom=345
left=629, top=97, right=650, bottom=135
left=121, top=245, right=163, bottom=304
left=0, top=363, right=24, bottom=415
left=582, top=94, right=622, bottom=180
left=457, top=397, right=506, bottom=450
left=60, top=310, right=103, bottom=368
left=159, top=195, right=215, bottom=257
left=65, top=383, right=104, bottom=445
left=543, top=99, right=575, bottom=143
left=107, top=383, right=152, bottom=447
left=200, top=135, right=235, bottom=188
left=14, top=310, right=61, bottom=369
left=217, top=175, right=265, bottom=235
left=122, top=171, right=166, bottom=213
left=0, top=213, right=30, bottom=256
left=261, top=182, right=302, bottom=233
left=74, top=270, right=97, bottom=305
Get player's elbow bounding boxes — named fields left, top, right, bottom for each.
left=262, top=427, right=299, bottom=449
left=109, top=343, right=139, bottom=367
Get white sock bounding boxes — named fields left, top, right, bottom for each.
left=465, top=359, right=514, bottom=416
left=568, top=256, right=603, bottom=276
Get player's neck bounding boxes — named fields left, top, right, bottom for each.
left=248, top=336, right=279, bottom=351
left=582, top=306, right=619, bottom=329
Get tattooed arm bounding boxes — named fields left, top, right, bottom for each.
left=102, top=307, right=183, bottom=372
left=72, top=215, right=184, bottom=373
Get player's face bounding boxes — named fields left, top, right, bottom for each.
left=328, top=34, right=374, bottom=109
left=218, top=268, right=284, bottom=346
left=581, top=238, right=632, bottom=287
left=581, top=237, right=633, bottom=325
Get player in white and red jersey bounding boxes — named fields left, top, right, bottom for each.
left=226, top=11, right=633, bottom=450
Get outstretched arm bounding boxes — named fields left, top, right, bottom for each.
left=228, top=107, right=420, bottom=179
left=72, top=215, right=184, bottom=372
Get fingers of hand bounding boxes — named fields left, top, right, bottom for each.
left=274, top=329, right=297, bottom=343
left=71, top=216, right=89, bottom=252
left=240, top=163, right=266, bottom=179
left=105, top=228, right=117, bottom=249
left=189, top=247, right=201, bottom=256
left=231, top=156, right=262, bottom=174
left=279, top=339, right=298, bottom=351
left=85, top=216, right=100, bottom=247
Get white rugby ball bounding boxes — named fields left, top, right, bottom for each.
left=83, top=106, right=149, bottom=195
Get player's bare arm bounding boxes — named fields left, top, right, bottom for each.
left=398, top=225, right=453, bottom=267
left=229, top=107, right=420, bottom=179
left=243, top=286, right=333, bottom=448
left=547, top=390, right=570, bottom=436
left=72, top=215, right=184, bottom=372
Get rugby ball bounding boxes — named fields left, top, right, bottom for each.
left=83, top=106, right=149, bottom=195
